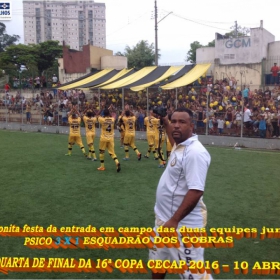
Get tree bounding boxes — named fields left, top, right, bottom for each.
left=0, top=41, right=62, bottom=75
left=207, top=40, right=215, bottom=47
left=0, top=22, right=20, bottom=52
left=114, top=51, right=125, bottom=56
left=185, top=41, right=203, bottom=64
left=228, top=24, right=250, bottom=37
left=123, top=40, right=159, bottom=69
left=36, top=41, right=63, bottom=74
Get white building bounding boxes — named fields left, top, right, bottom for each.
left=23, top=0, right=106, bottom=50
left=196, top=21, right=280, bottom=87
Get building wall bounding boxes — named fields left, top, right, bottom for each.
left=214, top=28, right=274, bottom=65
left=58, top=56, right=90, bottom=84
left=62, top=45, right=91, bottom=74
left=196, top=47, right=215, bottom=76
left=196, top=24, right=280, bottom=87
left=266, top=41, right=280, bottom=74
left=89, top=46, right=113, bottom=70
left=58, top=45, right=123, bottom=84
left=101, top=56, right=127, bottom=70
left=215, top=63, right=262, bottom=89
left=23, top=0, right=106, bottom=50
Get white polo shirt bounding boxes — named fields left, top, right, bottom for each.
left=154, top=135, right=211, bottom=228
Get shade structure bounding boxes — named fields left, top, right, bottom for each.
left=161, top=64, right=211, bottom=90
left=79, top=69, right=120, bottom=88
left=130, top=66, right=184, bottom=92
left=55, top=70, right=100, bottom=89
left=157, top=65, right=194, bottom=86
left=58, top=68, right=114, bottom=90
left=91, top=68, right=135, bottom=88
left=100, top=66, right=157, bottom=90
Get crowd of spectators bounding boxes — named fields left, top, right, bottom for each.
left=8, top=74, right=60, bottom=90
left=1, top=76, right=280, bottom=138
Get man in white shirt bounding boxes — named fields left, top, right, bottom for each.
left=52, top=74, right=58, bottom=84
left=149, top=108, right=212, bottom=279
left=243, top=105, right=253, bottom=128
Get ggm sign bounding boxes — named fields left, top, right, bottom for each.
left=225, top=38, right=251, bottom=48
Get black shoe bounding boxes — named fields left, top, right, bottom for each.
left=116, top=163, right=121, bottom=173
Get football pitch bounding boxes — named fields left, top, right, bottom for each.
left=0, top=129, right=280, bottom=279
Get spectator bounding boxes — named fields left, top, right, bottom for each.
left=242, top=85, right=249, bottom=106
left=259, top=114, right=266, bottom=138
left=244, top=105, right=253, bottom=129
left=4, top=83, right=10, bottom=93
left=270, top=63, right=279, bottom=85
left=264, top=108, right=273, bottom=138
left=217, top=115, right=225, bottom=135
left=52, top=74, right=58, bottom=86
left=26, top=102, right=32, bottom=124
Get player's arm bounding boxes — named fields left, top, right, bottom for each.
left=74, top=107, right=81, bottom=117
left=108, top=104, right=115, bottom=113
left=82, top=107, right=88, bottom=115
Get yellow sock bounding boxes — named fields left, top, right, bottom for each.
left=99, top=153, right=105, bottom=167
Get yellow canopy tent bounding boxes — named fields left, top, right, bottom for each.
left=130, top=66, right=184, bottom=92
left=58, top=68, right=114, bottom=90
left=92, top=68, right=135, bottom=88
left=161, top=64, right=211, bottom=89
left=100, top=66, right=157, bottom=89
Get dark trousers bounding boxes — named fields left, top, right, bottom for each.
left=272, top=121, right=279, bottom=137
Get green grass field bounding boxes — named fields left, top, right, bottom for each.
left=0, top=129, right=280, bottom=279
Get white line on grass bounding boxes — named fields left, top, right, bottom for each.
left=206, top=146, right=280, bottom=155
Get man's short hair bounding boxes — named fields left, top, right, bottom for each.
left=173, top=107, right=193, bottom=119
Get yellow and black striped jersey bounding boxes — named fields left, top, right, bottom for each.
left=98, top=116, right=115, bottom=140
left=144, top=116, right=156, bottom=135
left=83, top=116, right=97, bottom=134
left=68, top=116, right=81, bottom=135
left=122, top=116, right=136, bottom=136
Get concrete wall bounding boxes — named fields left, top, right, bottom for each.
left=1, top=122, right=280, bottom=150
left=59, top=45, right=113, bottom=84
left=101, top=56, right=128, bottom=70
left=58, top=57, right=90, bottom=84
left=62, top=45, right=91, bottom=74
left=89, top=45, right=113, bottom=70
left=214, top=28, right=274, bottom=65
left=215, top=63, right=262, bottom=88
left=196, top=47, right=215, bottom=76
left=196, top=26, right=279, bottom=86
left=266, top=41, right=280, bottom=73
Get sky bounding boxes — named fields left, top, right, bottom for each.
left=3, top=0, right=280, bottom=64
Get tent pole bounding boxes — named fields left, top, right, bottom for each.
left=206, top=92, right=209, bottom=136
left=122, top=88, right=124, bottom=110
left=98, top=88, right=101, bottom=109
left=175, top=88, right=178, bottom=109
left=98, top=88, right=101, bottom=128
left=147, top=88, right=149, bottom=116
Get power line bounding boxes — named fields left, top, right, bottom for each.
left=171, top=13, right=232, bottom=32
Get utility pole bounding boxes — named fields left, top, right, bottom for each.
left=154, top=0, right=158, bottom=66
